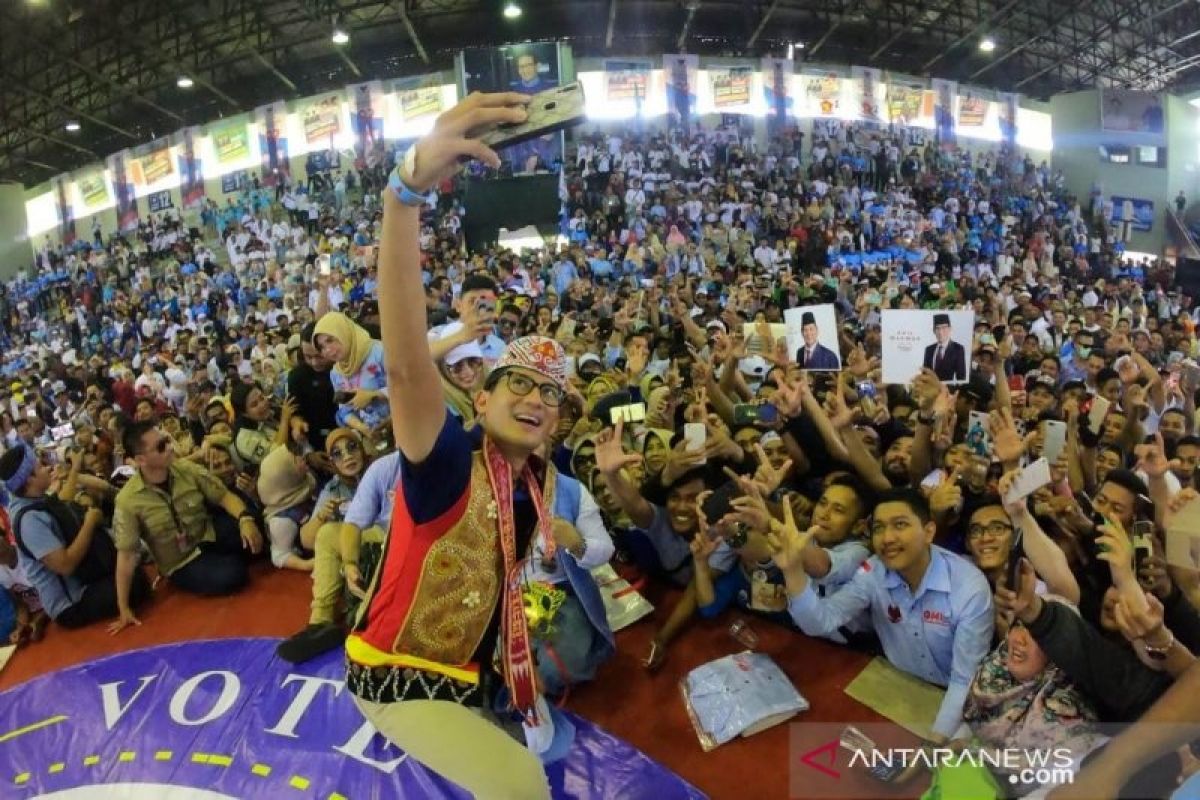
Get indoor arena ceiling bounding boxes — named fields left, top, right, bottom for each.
left=2, top=0, right=1199, bottom=186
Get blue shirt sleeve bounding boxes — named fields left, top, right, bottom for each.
left=399, top=410, right=473, bottom=525
left=699, top=568, right=744, bottom=619
left=933, top=569, right=995, bottom=738
left=345, top=454, right=400, bottom=530
left=17, top=510, right=63, bottom=559
left=787, top=563, right=874, bottom=637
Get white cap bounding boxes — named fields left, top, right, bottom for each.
left=434, top=322, right=485, bottom=365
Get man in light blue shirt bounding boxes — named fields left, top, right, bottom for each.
left=773, top=486, right=993, bottom=740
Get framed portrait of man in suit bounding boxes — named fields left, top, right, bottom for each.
left=881, top=308, right=975, bottom=385
left=784, top=304, right=842, bottom=371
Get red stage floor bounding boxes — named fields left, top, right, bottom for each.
left=1, top=563, right=928, bottom=799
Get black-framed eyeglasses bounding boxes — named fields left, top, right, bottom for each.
left=330, top=440, right=362, bottom=460
left=967, top=521, right=1013, bottom=541
left=498, top=371, right=565, bottom=407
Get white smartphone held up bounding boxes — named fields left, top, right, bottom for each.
left=1003, top=458, right=1053, bottom=505
left=1087, top=395, right=1111, bottom=436
left=683, top=422, right=707, bottom=465
left=1042, top=420, right=1068, bottom=464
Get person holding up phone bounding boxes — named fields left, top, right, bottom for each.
left=343, top=92, right=600, bottom=799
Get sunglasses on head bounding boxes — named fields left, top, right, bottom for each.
left=330, top=440, right=362, bottom=460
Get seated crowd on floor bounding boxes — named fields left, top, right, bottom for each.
left=1, top=119, right=1198, bottom=797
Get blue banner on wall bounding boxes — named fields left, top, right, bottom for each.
left=1109, top=196, right=1155, bottom=232
left=0, top=638, right=704, bottom=799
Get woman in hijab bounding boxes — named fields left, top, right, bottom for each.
left=257, top=444, right=317, bottom=572
left=312, top=311, right=390, bottom=444
left=964, top=612, right=1107, bottom=794
left=641, top=428, right=674, bottom=481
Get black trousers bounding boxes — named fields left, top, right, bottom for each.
left=56, top=568, right=152, bottom=629
left=169, top=512, right=250, bottom=597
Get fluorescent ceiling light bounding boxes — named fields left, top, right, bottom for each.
left=177, top=76, right=195, bottom=88
left=979, top=37, right=996, bottom=52
left=503, top=2, right=522, bottom=19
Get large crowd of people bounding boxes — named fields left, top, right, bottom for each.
left=0, top=87, right=1198, bottom=799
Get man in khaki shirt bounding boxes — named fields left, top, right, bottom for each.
left=110, top=419, right=264, bottom=634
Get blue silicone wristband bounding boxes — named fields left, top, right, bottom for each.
left=387, top=165, right=432, bottom=207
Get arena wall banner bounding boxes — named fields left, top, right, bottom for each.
left=760, top=57, right=793, bottom=127
left=301, top=92, right=343, bottom=145
left=177, top=126, right=205, bottom=209
left=255, top=100, right=290, bottom=186
left=76, top=170, right=110, bottom=210
left=211, top=123, right=251, bottom=164
left=52, top=174, right=76, bottom=245
left=886, top=83, right=927, bottom=126
left=0, top=638, right=705, bottom=800
left=931, top=78, right=957, bottom=148
left=107, top=150, right=138, bottom=232
left=603, top=58, right=652, bottom=102
left=851, top=66, right=883, bottom=123
left=802, top=71, right=843, bottom=117
left=1100, top=88, right=1165, bottom=135
left=392, top=75, right=444, bottom=122
left=1109, top=196, right=1155, bottom=232
left=709, top=65, right=753, bottom=108
left=347, top=81, right=385, bottom=168
left=663, top=53, right=699, bottom=130
left=135, top=143, right=174, bottom=186
left=957, top=91, right=988, bottom=128
left=999, top=92, right=1019, bottom=147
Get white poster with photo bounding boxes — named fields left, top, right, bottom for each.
left=881, top=309, right=975, bottom=385
left=784, top=304, right=842, bottom=371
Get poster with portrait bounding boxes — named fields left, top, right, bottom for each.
left=663, top=53, right=699, bottom=131
left=461, top=43, right=563, bottom=173
left=53, top=175, right=75, bottom=246
left=177, top=126, right=205, bottom=209
left=107, top=150, right=138, bottom=232
left=710, top=66, right=752, bottom=108
left=347, top=80, right=385, bottom=168
left=998, top=92, right=1019, bottom=147
left=931, top=78, right=957, bottom=149
left=851, top=66, right=883, bottom=123
left=1100, top=89, right=1165, bottom=135
left=761, top=57, right=793, bottom=132
left=784, top=304, right=842, bottom=371
left=604, top=58, right=652, bottom=102
left=255, top=100, right=290, bottom=186
left=881, top=309, right=975, bottom=385
left=302, top=93, right=343, bottom=145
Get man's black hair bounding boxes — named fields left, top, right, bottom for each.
left=825, top=473, right=876, bottom=519
left=461, top=274, right=498, bottom=295
left=872, top=486, right=931, bottom=526
left=123, top=419, right=160, bottom=458
left=1101, top=468, right=1149, bottom=504
left=1096, top=367, right=1119, bottom=386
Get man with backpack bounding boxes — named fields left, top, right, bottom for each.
left=0, top=444, right=150, bottom=629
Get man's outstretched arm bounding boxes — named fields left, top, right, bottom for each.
left=377, top=92, right=530, bottom=464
